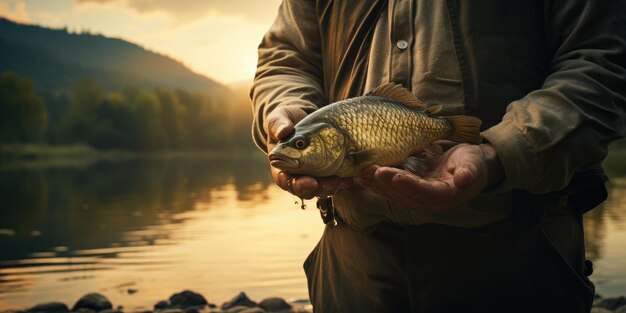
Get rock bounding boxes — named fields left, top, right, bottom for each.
left=591, top=308, right=613, bottom=313
left=154, top=301, right=171, bottom=310
left=596, top=296, right=626, bottom=311
left=72, top=309, right=96, bottom=313
left=616, top=305, right=626, bottom=313
left=27, top=302, right=69, bottom=313
left=155, top=309, right=184, bottom=313
left=98, top=310, right=123, bottom=313
left=169, top=291, right=207, bottom=308
left=72, top=293, right=113, bottom=312
left=239, top=308, right=267, bottom=313
left=221, top=292, right=257, bottom=310
left=184, top=308, right=199, bottom=313
left=258, top=298, right=291, bottom=313
left=224, top=306, right=255, bottom=313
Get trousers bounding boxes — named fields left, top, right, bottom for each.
left=303, top=202, right=595, bottom=313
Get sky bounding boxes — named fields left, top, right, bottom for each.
left=0, top=0, right=283, bottom=84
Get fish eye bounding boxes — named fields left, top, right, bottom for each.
left=292, top=136, right=307, bottom=149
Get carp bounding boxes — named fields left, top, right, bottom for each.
left=269, top=83, right=482, bottom=177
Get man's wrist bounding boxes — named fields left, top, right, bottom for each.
left=479, top=143, right=504, bottom=188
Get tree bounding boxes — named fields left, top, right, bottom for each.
left=0, top=72, right=47, bottom=143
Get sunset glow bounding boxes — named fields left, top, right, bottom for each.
left=0, top=0, right=282, bottom=84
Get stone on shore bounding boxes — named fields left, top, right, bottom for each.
left=596, top=296, right=626, bottom=311
left=591, top=308, right=613, bottom=313
left=224, top=306, right=256, bottom=313
left=27, top=302, right=69, bottom=313
left=221, top=292, right=256, bottom=310
left=239, top=308, right=267, bottom=313
left=169, top=290, right=208, bottom=308
left=154, top=309, right=184, bottom=313
left=258, top=298, right=291, bottom=313
left=616, top=305, right=626, bottom=313
left=154, top=300, right=171, bottom=310
left=72, top=293, right=113, bottom=312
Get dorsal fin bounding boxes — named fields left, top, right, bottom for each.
left=366, top=83, right=426, bottom=109
left=423, top=104, right=443, bottom=116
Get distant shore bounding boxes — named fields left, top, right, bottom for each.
left=0, top=143, right=264, bottom=169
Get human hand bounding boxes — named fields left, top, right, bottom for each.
left=355, top=143, right=504, bottom=211
left=266, top=106, right=353, bottom=199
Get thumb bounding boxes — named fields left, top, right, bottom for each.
left=266, top=106, right=308, bottom=142
left=453, top=164, right=478, bottom=189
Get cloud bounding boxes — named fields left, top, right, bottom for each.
left=0, top=0, right=29, bottom=23
left=76, top=0, right=281, bottom=24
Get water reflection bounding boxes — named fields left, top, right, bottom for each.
left=0, top=155, right=277, bottom=307
left=0, top=152, right=625, bottom=309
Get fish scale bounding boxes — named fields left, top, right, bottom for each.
left=323, top=98, right=450, bottom=167
left=268, top=83, right=481, bottom=177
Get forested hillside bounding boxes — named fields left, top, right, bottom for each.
left=0, top=18, right=255, bottom=151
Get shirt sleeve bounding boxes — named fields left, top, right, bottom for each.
left=481, top=0, right=626, bottom=193
left=250, top=0, right=326, bottom=153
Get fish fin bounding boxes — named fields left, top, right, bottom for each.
left=443, top=115, right=483, bottom=144
left=366, top=83, right=426, bottom=109
left=348, top=149, right=378, bottom=165
left=422, top=143, right=444, bottom=159
left=423, top=104, right=443, bottom=116
left=404, top=156, right=428, bottom=176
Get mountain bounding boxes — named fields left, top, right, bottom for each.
left=0, top=17, right=227, bottom=94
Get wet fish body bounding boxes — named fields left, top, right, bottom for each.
left=269, top=83, right=482, bottom=177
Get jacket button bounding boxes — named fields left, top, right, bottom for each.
left=396, top=40, right=408, bottom=50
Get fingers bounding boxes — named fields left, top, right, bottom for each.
left=266, top=106, right=308, bottom=143
left=270, top=165, right=352, bottom=199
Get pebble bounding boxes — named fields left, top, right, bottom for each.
left=72, top=293, right=113, bottom=312
left=27, top=302, right=69, bottom=313
left=169, top=290, right=208, bottom=308
left=154, top=301, right=171, bottom=310
left=221, top=292, right=256, bottom=310
left=616, top=305, right=626, bottom=313
left=258, top=298, right=291, bottom=313
left=154, top=309, right=184, bottom=313
left=239, top=308, right=267, bottom=313
left=224, top=306, right=254, bottom=313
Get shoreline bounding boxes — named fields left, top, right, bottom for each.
left=3, top=290, right=626, bottom=313
left=2, top=290, right=312, bottom=313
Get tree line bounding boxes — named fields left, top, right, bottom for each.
left=0, top=71, right=255, bottom=151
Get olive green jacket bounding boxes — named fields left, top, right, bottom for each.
left=251, top=0, right=625, bottom=206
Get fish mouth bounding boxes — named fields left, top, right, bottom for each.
left=269, top=153, right=299, bottom=169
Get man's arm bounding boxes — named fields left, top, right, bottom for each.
left=359, top=0, right=625, bottom=211
left=251, top=0, right=353, bottom=198
left=251, top=0, right=325, bottom=153
left=482, top=0, right=626, bottom=193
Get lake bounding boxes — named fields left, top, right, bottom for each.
left=1, top=152, right=625, bottom=311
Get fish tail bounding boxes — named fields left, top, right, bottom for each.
left=443, top=115, right=482, bottom=144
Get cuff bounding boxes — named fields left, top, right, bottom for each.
left=481, top=119, right=542, bottom=193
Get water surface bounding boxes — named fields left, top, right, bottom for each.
left=0, top=154, right=625, bottom=310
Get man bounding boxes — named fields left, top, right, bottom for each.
left=251, top=1, right=626, bottom=312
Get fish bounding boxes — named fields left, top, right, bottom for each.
left=268, top=83, right=482, bottom=178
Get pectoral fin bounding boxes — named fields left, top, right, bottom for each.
left=403, top=156, right=428, bottom=177
left=348, top=149, right=378, bottom=165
